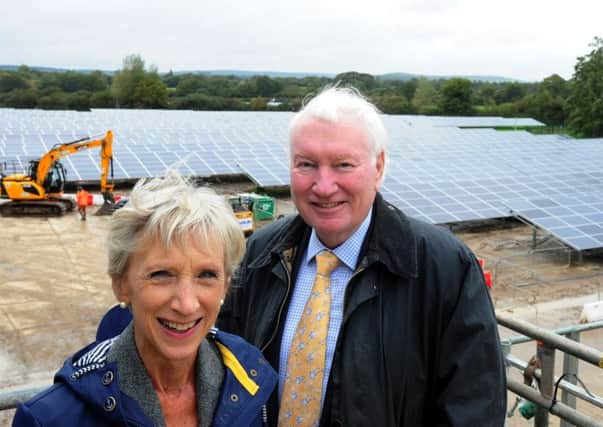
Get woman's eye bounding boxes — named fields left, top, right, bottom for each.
left=149, top=270, right=170, bottom=279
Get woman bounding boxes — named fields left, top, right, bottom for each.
left=13, top=171, right=277, bottom=427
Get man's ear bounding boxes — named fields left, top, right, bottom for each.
left=224, top=275, right=231, bottom=299
left=375, top=150, right=385, bottom=189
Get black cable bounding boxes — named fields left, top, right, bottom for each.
left=551, top=372, right=596, bottom=410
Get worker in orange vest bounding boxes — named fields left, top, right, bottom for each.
left=76, top=186, right=90, bottom=220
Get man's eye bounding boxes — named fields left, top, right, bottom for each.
left=337, top=162, right=354, bottom=169
left=296, top=161, right=315, bottom=169
left=199, top=270, right=218, bottom=279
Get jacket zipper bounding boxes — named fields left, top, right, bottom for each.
left=342, top=261, right=367, bottom=321
left=261, top=255, right=292, bottom=352
left=261, top=404, right=269, bottom=426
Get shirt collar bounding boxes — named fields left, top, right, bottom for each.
left=305, top=207, right=373, bottom=270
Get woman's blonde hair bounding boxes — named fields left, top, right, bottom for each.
left=107, top=170, right=245, bottom=280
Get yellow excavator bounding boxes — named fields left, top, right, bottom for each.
left=0, top=130, right=116, bottom=216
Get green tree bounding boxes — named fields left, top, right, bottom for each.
left=473, top=82, right=498, bottom=106
left=3, top=88, right=38, bottom=108
left=0, top=72, right=29, bottom=92
left=400, top=79, right=418, bottom=103
left=235, top=79, right=259, bottom=98
left=253, top=76, right=282, bottom=97
left=567, top=37, right=603, bottom=137
left=133, top=74, right=168, bottom=108
left=175, top=75, right=205, bottom=96
left=67, top=90, right=92, bottom=111
left=38, top=92, right=68, bottom=109
left=111, top=54, right=167, bottom=108
left=411, top=78, right=438, bottom=114
left=250, top=97, right=267, bottom=110
left=90, top=90, right=114, bottom=108
left=494, top=82, right=525, bottom=104
left=519, top=74, right=568, bottom=126
left=372, top=94, right=411, bottom=114
left=439, top=78, right=473, bottom=115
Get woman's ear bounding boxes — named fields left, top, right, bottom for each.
left=112, top=276, right=129, bottom=304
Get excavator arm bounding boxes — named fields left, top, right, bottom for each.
left=35, top=130, right=114, bottom=197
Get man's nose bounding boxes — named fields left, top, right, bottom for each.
left=312, top=167, right=338, bottom=196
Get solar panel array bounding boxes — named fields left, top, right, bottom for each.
left=1, top=108, right=602, bottom=251
left=506, top=192, right=603, bottom=251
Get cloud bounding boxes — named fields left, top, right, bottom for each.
left=0, top=0, right=601, bottom=80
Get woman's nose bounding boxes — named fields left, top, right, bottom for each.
left=171, top=279, right=200, bottom=315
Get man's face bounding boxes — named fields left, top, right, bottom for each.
left=290, top=118, right=384, bottom=248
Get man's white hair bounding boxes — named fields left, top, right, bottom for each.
left=289, top=85, right=388, bottom=175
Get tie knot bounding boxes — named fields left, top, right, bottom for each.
left=315, top=251, right=340, bottom=276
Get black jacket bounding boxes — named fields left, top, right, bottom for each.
left=218, top=193, right=506, bottom=426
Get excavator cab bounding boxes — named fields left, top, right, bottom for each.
left=28, top=160, right=67, bottom=196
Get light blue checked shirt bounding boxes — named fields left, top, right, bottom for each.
left=278, top=208, right=373, bottom=406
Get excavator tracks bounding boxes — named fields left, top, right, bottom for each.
left=0, top=198, right=75, bottom=217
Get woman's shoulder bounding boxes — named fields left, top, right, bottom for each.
left=13, top=338, right=126, bottom=427
left=209, top=328, right=276, bottom=389
left=207, top=328, right=277, bottom=427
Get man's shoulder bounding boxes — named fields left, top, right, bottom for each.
left=246, top=214, right=301, bottom=252
left=407, top=214, right=471, bottom=254
left=378, top=198, right=471, bottom=258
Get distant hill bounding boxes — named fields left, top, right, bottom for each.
left=177, top=69, right=335, bottom=79
left=0, top=64, right=116, bottom=75
left=377, top=72, right=520, bottom=83
left=0, top=65, right=520, bottom=82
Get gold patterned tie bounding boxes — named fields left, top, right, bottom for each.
left=278, top=251, right=340, bottom=427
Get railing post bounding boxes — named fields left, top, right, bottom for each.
left=560, top=331, right=580, bottom=427
left=535, top=342, right=555, bottom=427
left=501, top=339, right=512, bottom=427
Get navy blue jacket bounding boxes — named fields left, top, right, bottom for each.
left=13, top=328, right=277, bottom=427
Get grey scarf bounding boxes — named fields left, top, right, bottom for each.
left=107, top=323, right=225, bottom=427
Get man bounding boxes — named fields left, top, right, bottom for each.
left=76, top=186, right=89, bottom=220
left=218, top=87, right=506, bottom=426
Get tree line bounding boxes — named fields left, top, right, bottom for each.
left=1, top=37, right=601, bottom=137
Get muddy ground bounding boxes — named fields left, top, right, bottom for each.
left=1, top=190, right=602, bottom=426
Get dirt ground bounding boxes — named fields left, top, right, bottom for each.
left=1, top=192, right=602, bottom=426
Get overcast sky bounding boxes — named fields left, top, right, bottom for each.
left=1, top=0, right=601, bottom=81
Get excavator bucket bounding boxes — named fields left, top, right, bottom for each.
left=94, top=195, right=126, bottom=216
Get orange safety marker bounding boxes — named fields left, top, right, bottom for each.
left=484, top=271, right=492, bottom=289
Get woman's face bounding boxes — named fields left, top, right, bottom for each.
left=113, top=234, right=227, bottom=367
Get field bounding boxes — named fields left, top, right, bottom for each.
left=1, top=191, right=602, bottom=426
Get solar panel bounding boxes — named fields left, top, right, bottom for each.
left=1, top=108, right=602, bottom=250
left=507, top=192, right=603, bottom=250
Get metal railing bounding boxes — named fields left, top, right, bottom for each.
left=2, top=314, right=603, bottom=427
left=498, top=312, right=603, bottom=427
left=0, top=386, right=45, bottom=411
